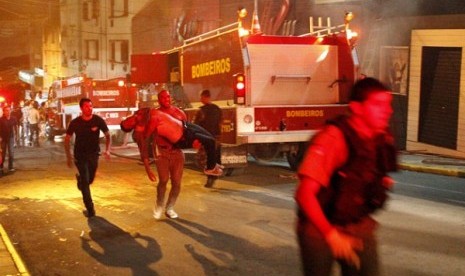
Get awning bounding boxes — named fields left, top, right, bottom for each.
left=18, top=69, right=43, bottom=87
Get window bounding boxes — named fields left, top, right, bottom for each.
left=110, top=40, right=129, bottom=63
left=82, top=2, right=89, bottom=20
left=110, top=0, right=128, bottom=18
left=62, top=50, right=68, bottom=67
left=85, top=40, right=99, bottom=60
left=82, top=0, right=99, bottom=20
left=315, top=0, right=348, bottom=3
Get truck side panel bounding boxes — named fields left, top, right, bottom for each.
left=247, top=43, right=340, bottom=106
left=181, top=30, right=244, bottom=103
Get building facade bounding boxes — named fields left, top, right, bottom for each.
left=48, top=0, right=465, bottom=157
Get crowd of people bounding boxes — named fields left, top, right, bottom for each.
left=0, top=99, right=48, bottom=176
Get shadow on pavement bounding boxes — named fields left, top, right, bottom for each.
left=82, top=216, right=161, bottom=275
left=164, top=218, right=299, bottom=276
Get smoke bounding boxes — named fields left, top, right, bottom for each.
left=376, top=0, right=465, bottom=17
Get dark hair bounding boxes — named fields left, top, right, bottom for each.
left=79, top=98, right=92, bottom=107
left=158, top=90, right=169, bottom=98
left=200, top=89, right=211, bottom=97
left=120, top=119, right=134, bottom=132
left=349, top=77, right=389, bottom=102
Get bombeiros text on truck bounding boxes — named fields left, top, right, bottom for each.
left=131, top=11, right=360, bottom=172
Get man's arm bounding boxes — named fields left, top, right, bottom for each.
left=103, top=130, right=111, bottom=160
left=134, top=132, right=157, bottom=182
left=296, top=176, right=362, bottom=269
left=64, top=134, right=73, bottom=168
left=139, top=110, right=158, bottom=182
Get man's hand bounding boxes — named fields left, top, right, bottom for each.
left=66, top=155, right=73, bottom=168
left=192, top=139, right=201, bottom=150
left=103, top=150, right=111, bottom=161
left=382, top=176, right=395, bottom=189
left=325, top=228, right=363, bottom=269
left=144, top=166, right=157, bottom=182
left=143, top=158, right=157, bottom=182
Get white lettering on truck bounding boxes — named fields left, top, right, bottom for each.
left=93, top=90, right=120, bottom=96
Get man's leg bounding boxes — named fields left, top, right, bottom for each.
left=154, top=153, right=170, bottom=219
left=184, top=123, right=218, bottom=170
left=339, top=218, right=380, bottom=276
left=0, top=141, right=6, bottom=175
left=75, top=158, right=96, bottom=217
left=297, top=221, right=334, bottom=276
left=165, top=149, right=184, bottom=218
left=7, top=138, right=14, bottom=171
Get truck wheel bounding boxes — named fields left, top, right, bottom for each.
left=287, top=142, right=308, bottom=171
left=250, top=143, right=279, bottom=161
left=44, top=123, right=55, bottom=141
left=195, top=147, right=207, bottom=169
left=224, top=168, right=234, bottom=176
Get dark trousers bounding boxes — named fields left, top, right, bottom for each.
left=175, top=122, right=217, bottom=170
left=297, top=217, right=380, bottom=276
left=29, top=123, right=40, bottom=146
left=1, top=137, right=14, bottom=171
left=74, top=154, right=99, bottom=212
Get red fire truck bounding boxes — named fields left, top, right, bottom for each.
left=130, top=14, right=359, bottom=170
left=47, top=76, right=138, bottom=140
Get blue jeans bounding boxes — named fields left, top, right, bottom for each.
left=154, top=147, right=184, bottom=209
left=297, top=216, right=380, bottom=276
left=1, top=137, right=14, bottom=171
left=175, top=122, right=217, bottom=170
left=74, top=154, right=99, bottom=212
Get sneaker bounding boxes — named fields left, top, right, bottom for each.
left=8, top=168, right=15, bottom=172
left=204, top=164, right=223, bottom=176
left=165, top=208, right=178, bottom=219
left=153, top=206, right=163, bottom=220
left=203, top=164, right=223, bottom=176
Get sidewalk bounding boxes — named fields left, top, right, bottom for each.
left=398, top=151, right=465, bottom=178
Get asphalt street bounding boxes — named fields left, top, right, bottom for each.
left=1, top=140, right=464, bottom=275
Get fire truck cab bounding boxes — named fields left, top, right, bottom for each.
left=47, top=76, right=138, bottom=141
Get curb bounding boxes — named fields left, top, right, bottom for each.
left=398, top=163, right=465, bottom=178
left=0, top=224, right=30, bottom=275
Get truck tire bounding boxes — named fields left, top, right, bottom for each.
left=286, top=142, right=308, bottom=171
left=44, top=122, right=55, bottom=141
left=224, top=168, right=234, bottom=176
left=250, top=143, right=279, bottom=162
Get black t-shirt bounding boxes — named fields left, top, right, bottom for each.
left=195, top=103, right=222, bottom=137
left=66, top=115, right=109, bottom=157
left=0, top=116, right=18, bottom=141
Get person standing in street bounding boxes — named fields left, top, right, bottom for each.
left=28, top=101, right=41, bottom=147
left=64, top=98, right=111, bottom=217
left=0, top=105, right=18, bottom=175
left=193, top=89, right=223, bottom=188
left=19, top=100, right=30, bottom=147
left=151, top=89, right=187, bottom=220
left=295, top=77, right=397, bottom=276
left=11, top=102, right=22, bottom=147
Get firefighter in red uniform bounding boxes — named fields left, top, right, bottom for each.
left=295, top=77, right=397, bottom=276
